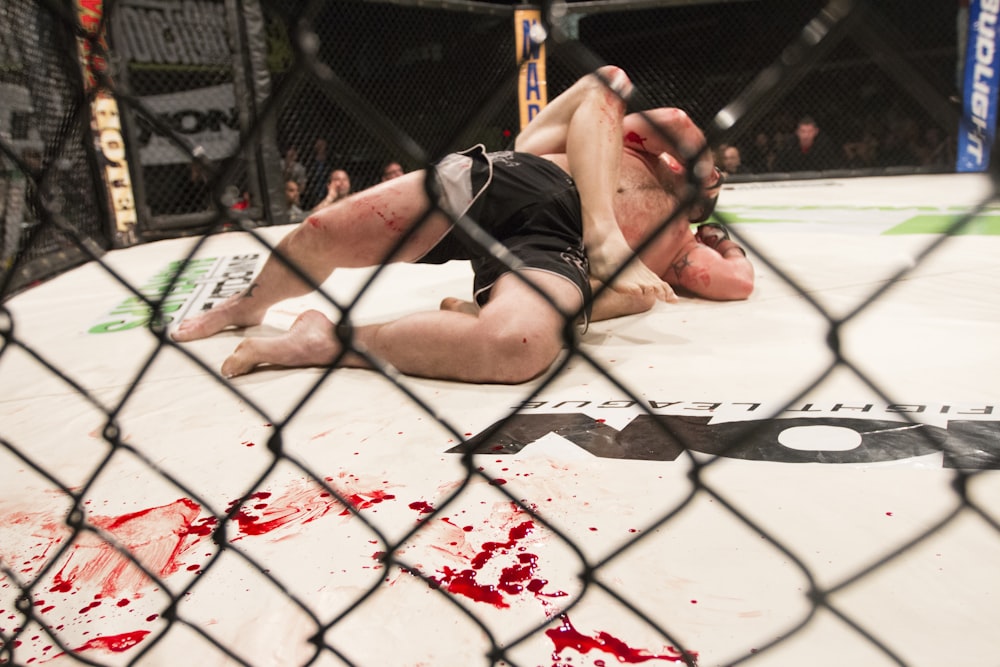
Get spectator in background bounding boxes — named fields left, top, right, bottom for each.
left=719, top=144, right=743, bottom=175
left=878, top=115, right=923, bottom=168
left=311, top=168, right=351, bottom=212
left=285, top=179, right=306, bottom=223
left=918, top=126, right=952, bottom=168
left=842, top=132, right=879, bottom=170
left=281, top=146, right=307, bottom=193
left=773, top=116, right=839, bottom=172
left=303, top=137, right=331, bottom=209
left=381, top=160, right=405, bottom=182
left=742, top=131, right=774, bottom=173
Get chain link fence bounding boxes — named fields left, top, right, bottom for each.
left=1, top=0, right=998, bottom=665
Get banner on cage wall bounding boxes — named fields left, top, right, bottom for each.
left=134, top=84, right=240, bottom=166
left=515, top=8, right=547, bottom=130
left=957, top=0, right=1000, bottom=172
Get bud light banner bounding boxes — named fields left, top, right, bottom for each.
left=957, top=0, right=1000, bottom=172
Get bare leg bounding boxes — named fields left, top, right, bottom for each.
left=172, top=171, right=452, bottom=342
left=515, top=66, right=671, bottom=301
left=221, top=270, right=581, bottom=384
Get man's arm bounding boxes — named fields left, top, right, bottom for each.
left=666, top=224, right=754, bottom=301
left=514, top=66, right=672, bottom=301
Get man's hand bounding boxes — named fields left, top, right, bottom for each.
left=696, top=223, right=746, bottom=257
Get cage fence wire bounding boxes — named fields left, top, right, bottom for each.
left=1, top=0, right=998, bottom=666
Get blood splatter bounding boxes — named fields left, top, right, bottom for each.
left=71, top=630, right=150, bottom=653
left=408, top=500, right=435, bottom=514
left=226, top=480, right=396, bottom=536
left=427, top=519, right=565, bottom=608
left=546, top=615, right=696, bottom=664
left=625, top=131, right=648, bottom=149
left=49, top=498, right=205, bottom=597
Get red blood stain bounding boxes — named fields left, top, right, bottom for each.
left=71, top=630, right=150, bottom=654
left=79, top=600, right=102, bottom=614
left=227, top=482, right=395, bottom=535
left=429, top=566, right=506, bottom=607
left=624, top=131, right=647, bottom=149
left=339, top=489, right=396, bottom=516
left=546, top=615, right=696, bottom=664
left=21, top=478, right=395, bottom=603
left=408, top=501, right=435, bottom=514
left=49, top=499, right=204, bottom=597
left=428, top=520, right=565, bottom=608
left=3, top=478, right=404, bottom=662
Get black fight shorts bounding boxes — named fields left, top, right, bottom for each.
left=419, top=147, right=592, bottom=319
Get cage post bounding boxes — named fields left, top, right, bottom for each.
left=74, top=0, right=138, bottom=248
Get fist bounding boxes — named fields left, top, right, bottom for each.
left=695, top=222, right=730, bottom=249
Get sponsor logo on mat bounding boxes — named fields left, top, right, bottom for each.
left=89, top=253, right=259, bottom=333
left=453, top=399, right=999, bottom=469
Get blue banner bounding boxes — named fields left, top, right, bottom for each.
left=957, top=0, right=1000, bottom=172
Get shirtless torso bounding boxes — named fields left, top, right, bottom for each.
left=540, top=147, right=747, bottom=301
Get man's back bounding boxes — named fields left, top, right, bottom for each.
left=541, top=149, right=689, bottom=280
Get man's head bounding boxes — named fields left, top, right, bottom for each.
left=795, top=116, right=820, bottom=149
left=721, top=145, right=741, bottom=174
left=328, top=169, right=351, bottom=197
left=381, top=161, right=404, bottom=181
left=285, top=179, right=301, bottom=206
left=689, top=166, right=725, bottom=223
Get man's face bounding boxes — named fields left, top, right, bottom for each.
left=329, top=170, right=351, bottom=196
left=722, top=147, right=741, bottom=173
left=382, top=163, right=404, bottom=181
left=285, top=181, right=300, bottom=204
left=796, top=122, right=819, bottom=147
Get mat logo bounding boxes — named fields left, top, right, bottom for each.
left=451, top=402, right=999, bottom=469
left=89, top=254, right=259, bottom=333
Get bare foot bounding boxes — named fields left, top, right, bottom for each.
left=220, top=309, right=341, bottom=378
left=439, top=297, right=480, bottom=316
left=172, top=291, right=266, bottom=342
left=588, top=237, right=677, bottom=303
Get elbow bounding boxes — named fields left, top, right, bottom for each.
left=725, top=273, right=755, bottom=300
left=731, top=278, right=754, bottom=300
